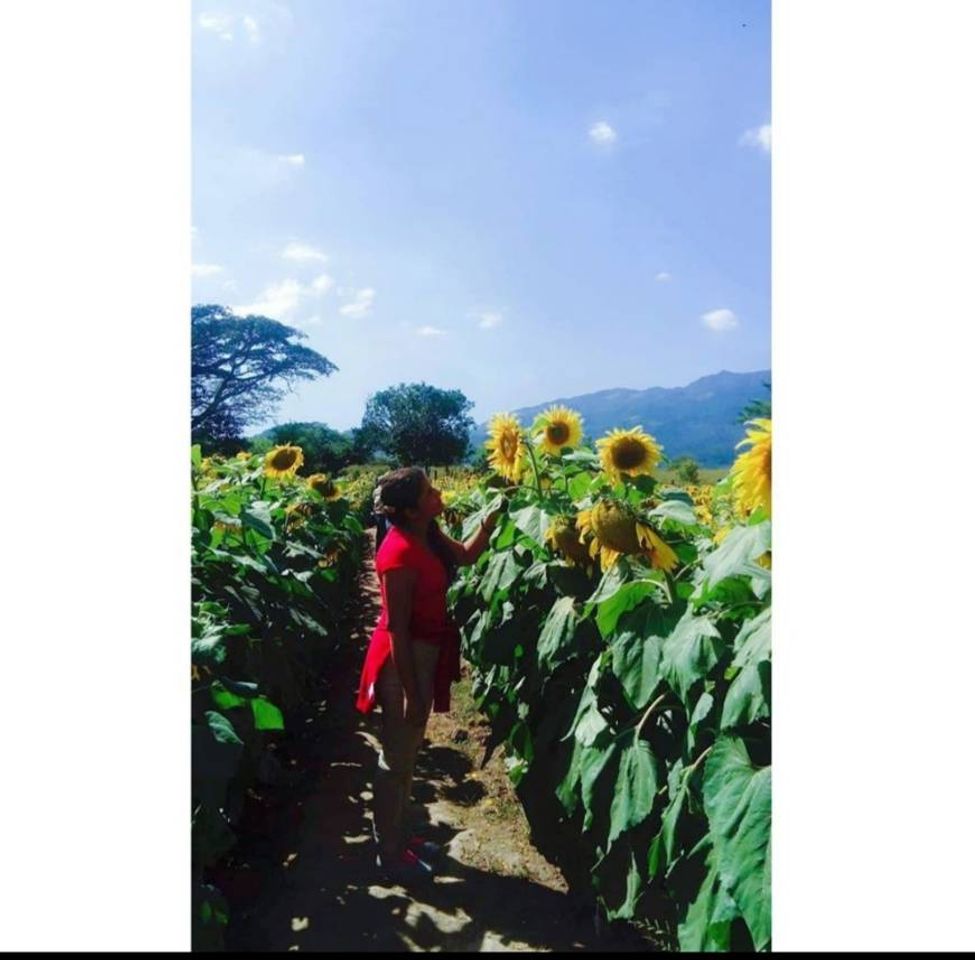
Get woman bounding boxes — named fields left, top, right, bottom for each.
left=356, top=467, right=501, bottom=883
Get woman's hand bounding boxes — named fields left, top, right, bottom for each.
left=404, top=692, right=429, bottom=729
left=482, top=501, right=506, bottom=533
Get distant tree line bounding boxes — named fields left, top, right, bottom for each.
left=191, top=304, right=476, bottom=467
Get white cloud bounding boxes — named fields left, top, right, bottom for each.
left=282, top=241, right=328, bottom=263
left=476, top=311, right=503, bottom=329
left=339, top=288, right=376, bottom=318
left=701, top=308, right=739, bottom=332
left=310, top=273, right=334, bottom=295
left=198, top=5, right=293, bottom=46
left=233, top=273, right=334, bottom=320
left=589, top=121, right=618, bottom=145
left=198, top=12, right=234, bottom=34
left=242, top=15, right=260, bottom=44
left=417, top=325, right=447, bottom=337
left=655, top=272, right=671, bottom=282
left=192, top=263, right=223, bottom=277
left=234, top=278, right=304, bottom=319
left=740, top=124, right=772, bottom=153
left=277, top=153, right=305, bottom=167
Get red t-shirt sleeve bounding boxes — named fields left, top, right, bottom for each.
left=375, top=531, right=420, bottom=576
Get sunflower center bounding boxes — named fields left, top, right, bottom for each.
left=591, top=502, right=642, bottom=554
left=611, top=438, right=650, bottom=471
left=500, top=433, right=519, bottom=459
left=547, top=423, right=570, bottom=445
left=271, top=449, right=298, bottom=470
left=313, top=478, right=336, bottom=497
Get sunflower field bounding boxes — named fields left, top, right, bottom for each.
left=444, top=411, right=772, bottom=951
left=191, top=445, right=363, bottom=949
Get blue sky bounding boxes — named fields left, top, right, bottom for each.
left=192, top=0, right=769, bottom=433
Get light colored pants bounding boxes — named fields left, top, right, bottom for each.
left=372, top=640, right=440, bottom=859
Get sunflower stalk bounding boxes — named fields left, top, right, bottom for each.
left=524, top=438, right=543, bottom=500
left=633, top=692, right=672, bottom=745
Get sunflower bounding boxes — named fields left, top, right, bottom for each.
left=596, top=427, right=663, bottom=484
left=730, top=418, right=772, bottom=517
left=212, top=518, right=243, bottom=536
left=534, top=405, right=584, bottom=456
left=576, top=499, right=678, bottom=573
left=307, top=473, right=341, bottom=500
left=264, top=444, right=304, bottom=478
left=235, top=451, right=252, bottom=461
left=317, top=544, right=344, bottom=568
left=285, top=501, right=315, bottom=530
left=485, top=413, right=526, bottom=482
left=544, top=516, right=591, bottom=567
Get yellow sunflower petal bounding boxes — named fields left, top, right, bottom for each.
left=730, top=419, right=772, bottom=517
left=485, top=413, right=526, bottom=483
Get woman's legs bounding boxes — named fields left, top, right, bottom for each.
left=372, top=642, right=440, bottom=861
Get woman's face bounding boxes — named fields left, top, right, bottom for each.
left=411, top=474, right=443, bottom=523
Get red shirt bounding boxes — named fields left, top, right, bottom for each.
left=356, top=525, right=461, bottom=715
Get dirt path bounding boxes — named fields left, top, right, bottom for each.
left=222, top=533, right=655, bottom=952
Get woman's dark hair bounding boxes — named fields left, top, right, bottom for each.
left=377, top=467, right=457, bottom=581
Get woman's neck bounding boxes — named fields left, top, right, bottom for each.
left=400, top=518, right=431, bottom=539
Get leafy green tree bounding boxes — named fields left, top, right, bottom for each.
left=191, top=305, right=337, bottom=443
left=673, top=456, right=701, bottom=484
left=252, top=422, right=355, bottom=473
left=360, top=382, right=475, bottom=466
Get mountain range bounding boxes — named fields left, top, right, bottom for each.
left=471, top=369, right=771, bottom=468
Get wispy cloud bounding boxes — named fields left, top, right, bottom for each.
left=739, top=124, right=771, bottom=153
left=701, top=308, right=739, bottom=332
left=197, top=4, right=291, bottom=45
left=310, top=273, right=334, bottom=295
left=339, top=288, right=376, bottom=318
left=277, top=153, right=305, bottom=167
left=242, top=15, right=261, bottom=44
left=198, top=12, right=235, bottom=38
left=589, top=121, right=618, bottom=145
left=655, top=272, right=671, bottom=282
left=233, top=274, right=334, bottom=320
left=417, top=325, right=447, bottom=337
left=476, top=311, right=503, bottom=329
left=282, top=241, right=328, bottom=263
left=192, top=263, right=223, bottom=277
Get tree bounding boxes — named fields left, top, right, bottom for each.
left=738, top=380, right=772, bottom=424
left=359, top=382, right=475, bottom=466
left=251, top=422, right=355, bottom=474
left=673, top=456, right=701, bottom=484
left=191, top=305, right=337, bottom=443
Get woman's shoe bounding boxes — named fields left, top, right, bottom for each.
left=376, top=847, right=436, bottom=884
left=406, top=836, right=444, bottom=865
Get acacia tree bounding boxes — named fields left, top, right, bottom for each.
left=191, top=305, right=337, bottom=443
left=359, top=382, right=474, bottom=466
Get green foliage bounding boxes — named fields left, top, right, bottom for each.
left=360, top=381, right=475, bottom=465
left=253, top=421, right=357, bottom=473
left=737, top=380, right=772, bottom=424
left=192, top=304, right=337, bottom=444
left=673, top=456, right=701, bottom=484
left=191, top=448, right=362, bottom=934
left=442, top=437, right=771, bottom=950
